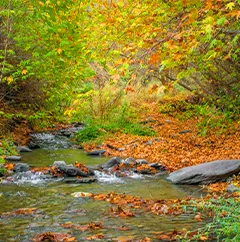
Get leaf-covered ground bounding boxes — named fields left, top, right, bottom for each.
left=84, top=103, right=240, bottom=172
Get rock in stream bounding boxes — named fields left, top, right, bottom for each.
left=167, top=159, right=240, bottom=184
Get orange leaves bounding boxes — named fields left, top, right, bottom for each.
left=194, top=213, right=202, bottom=221
left=4, top=163, right=15, bottom=171
left=32, top=232, right=76, bottom=242
left=61, top=222, right=103, bottom=232
left=149, top=53, right=160, bottom=65
left=92, top=192, right=146, bottom=208
left=156, top=230, right=198, bottom=241
left=110, top=205, right=135, bottom=218
left=1, top=208, right=38, bottom=217
left=86, top=233, right=105, bottom=240
left=56, top=48, right=63, bottom=54
left=136, top=164, right=156, bottom=174
left=226, top=10, right=240, bottom=19
left=21, top=69, right=28, bottom=75
left=94, top=101, right=240, bottom=173
left=205, top=182, right=228, bottom=193
left=205, top=0, right=213, bottom=10
left=74, top=162, right=88, bottom=173
left=31, top=166, right=50, bottom=174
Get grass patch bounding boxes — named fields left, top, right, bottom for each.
left=184, top=195, right=240, bottom=242
left=75, top=121, right=156, bottom=144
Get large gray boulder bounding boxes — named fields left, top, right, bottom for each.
left=167, top=160, right=240, bottom=184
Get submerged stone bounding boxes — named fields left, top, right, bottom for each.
left=17, top=146, right=32, bottom=152
left=64, top=177, right=97, bottom=184
left=87, top=150, right=106, bottom=156
left=5, top=156, right=21, bottom=161
left=167, top=159, right=240, bottom=184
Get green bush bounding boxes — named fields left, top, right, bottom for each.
left=75, top=120, right=156, bottom=144
left=0, top=138, right=17, bottom=156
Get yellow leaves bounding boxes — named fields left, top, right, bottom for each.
left=56, top=48, right=63, bottom=54
left=226, top=2, right=235, bottom=11
left=6, top=76, right=13, bottom=84
left=39, top=1, right=44, bottom=7
left=72, top=99, right=80, bottom=106
left=21, top=69, right=28, bottom=75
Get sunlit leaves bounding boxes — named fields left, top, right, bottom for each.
left=226, top=2, right=235, bottom=11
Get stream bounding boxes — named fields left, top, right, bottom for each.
left=0, top=131, right=206, bottom=241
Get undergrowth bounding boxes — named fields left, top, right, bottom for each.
left=159, top=96, right=239, bottom=135
left=182, top=195, right=240, bottom=242
left=75, top=121, right=156, bottom=144
left=0, top=137, right=17, bottom=164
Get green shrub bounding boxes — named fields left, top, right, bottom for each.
left=0, top=138, right=17, bottom=156
left=75, top=120, right=156, bottom=144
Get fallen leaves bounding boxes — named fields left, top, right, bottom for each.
left=194, top=213, right=202, bottom=221
left=74, top=162, right=89, bottom=173
left=32, top=232, right=76, bottom=242
left=86, top=233, right=105, bottom=240
left=1, top=208, right=38, bottom=217
left=4, top=163, right=15, bottom=171
left=84, top=102, right=240, bottom=173
left=61, top=222, right=103, bottom=232
left=136, top=164, right=156, bottom=174
left=110, top=205, right=135, bottom=217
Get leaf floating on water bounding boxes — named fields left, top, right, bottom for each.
left=1, top=208, right=38, bottom=217
left=116, top=225, right=132, bottom=231
left=86, top=233, right=105, bottom=240
left=112, top=236, right=134, bottom=242
left=110, top=205, right=135, bottom=217
left=61, top=222, right=103, bottom=232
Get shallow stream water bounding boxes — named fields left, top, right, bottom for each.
left=0, top=135, right=206, bottom=241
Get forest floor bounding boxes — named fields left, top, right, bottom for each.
left=84, top=101, right=240, bottom=192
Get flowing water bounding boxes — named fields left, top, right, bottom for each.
left=0, top=133, right=206, bottom=241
